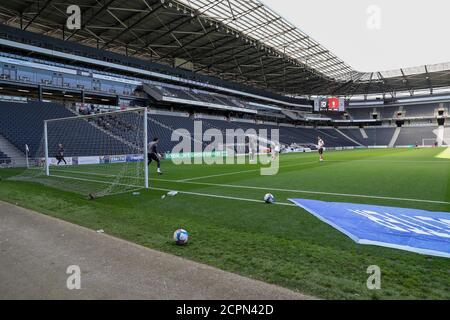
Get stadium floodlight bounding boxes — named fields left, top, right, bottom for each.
left=17, top=108, right=149, bottom=198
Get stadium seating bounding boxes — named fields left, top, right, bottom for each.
left=378, top=106, right=399, bottom=119
left=0, top=101, right=136, bottom=157
left=0, top=150, right=11, bottom=165
left=339, top=127, right=396, bottom=146
left=395, top=126, right=438, bottom=146
left=347, top=108, right=373, bottom=120
left=347, top=104, right=442, bottom=120
left=144, top=82, right=255, bottom=113
left=0, top=99, right=446, bottom=165
left=0, top=24, right=310, bottom=107
left=403, top=104, right=437, bottom=118
left=0, top=101, right=73, bottom=156
left=146, top=114, right=359, bottom=151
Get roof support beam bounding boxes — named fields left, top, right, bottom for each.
left=154, top=23, right=218, bottom=62
left=23, top=0, right=53, bottom=30
left=216, top=50, right=280, bottom=74
left=65, top=0, right=117, bottom=41
left=195, top=45, right=259, bottom=72
left=183, top=35, right=247, bottom=63
left=101, top=4, right=165, bottom=50
left=424, top=66, right=433, bottom=94
left=400, top=68, right=414, bottom=96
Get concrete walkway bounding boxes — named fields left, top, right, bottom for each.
left=0, top=201, right=312, bottom=300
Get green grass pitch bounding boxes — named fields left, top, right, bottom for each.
left=0, top=147, right=449, bottom=299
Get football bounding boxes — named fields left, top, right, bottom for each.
left=173, top=229, right=189, bottom=245
left=264, top=193, right=275, bottom=204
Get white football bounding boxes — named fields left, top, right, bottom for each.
left=173, top=229, right=189, bottom=245
left=264, top=193, right=275, bottom=204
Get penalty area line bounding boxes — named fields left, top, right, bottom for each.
left=48, top=169, right=450, bottom=205
left=178, top=160, right=319, bottom=182
left=48, top=174, right=296, bottom=207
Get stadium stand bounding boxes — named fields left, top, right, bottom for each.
left=0, top=150, right=10, bottom=165
left=378, top=106, right=399, bottom=119
left=395, top=126, right=439, bottom=146
left=0, top=24, right=311, bottom=107
left=147, top=114, right=358, bottom=149
left=0, top=97, right=446, bottom=166
left=403, top=104, right=438, bottom=118
left=0, top=101, right=72, bottom=156
left=347, top=104, right=446, bottom=120
left=143, top=82, right=256, bottom=113
left=339, top=127, right=397, bottom=146
left=0, top=101, right=136, bottom=157
left=347, top=108, right=373, bottom=120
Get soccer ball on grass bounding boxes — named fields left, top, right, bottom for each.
left=264, top=193, right=275, bottom=204
left=173, top=229, right=189, bottom=245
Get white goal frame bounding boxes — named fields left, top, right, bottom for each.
left=43, top=107, right=149, bottom=190
left=422, top=138, right=437, bottom=147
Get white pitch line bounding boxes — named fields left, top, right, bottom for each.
left=176, top=158, right=449, bottom=183
left=48, top=168, right=450, bottom=205
left=173, top=182, right=450, bottom=205
left=178, top=160, right=319, bottom=182
left=177, top=168, right=261, bottom=182
left=48, top=174, right=296, bottom=206
left=325, top=159, right=450, bottom=164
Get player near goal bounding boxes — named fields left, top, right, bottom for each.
left=148, top=137, right=162, bottom=175
left=318, top=137, right=325, bottom=162
left=56, top=143, right=67, bottom=165
left=271, top=142, right=281, bottom=160
left=249, top=135, right=257, bottom=163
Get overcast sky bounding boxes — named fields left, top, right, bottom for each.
left=260, top=0, right=450, bottom=72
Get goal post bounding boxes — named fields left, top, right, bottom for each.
left=422, top=138, right=437, bottom=147
left=44, top=120, right=49, bottom=176
left=143, top=108, right=149, bottom=190
left=36, top=107, right=149, bottom=198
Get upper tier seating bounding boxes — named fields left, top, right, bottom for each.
left=403, top=104, right=437, bottom=118
left=347, top=108, right=372, bottom=120
left=144, top=82, right=254, bottom=112
left=347, top=104, right=442, bottom=120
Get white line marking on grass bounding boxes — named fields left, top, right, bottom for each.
left=178, top=161, right=319, bottom=182
left=174, top=182, right=450, bottom=205
left=49, top=168, right=450, bottom=205
left=177, top=168, right=261, bottom=182
left=176, top=158, right=449, bottom=183
left=325, top=159, right=449, bottom=164
left=48, top=174, right=296, bottom=206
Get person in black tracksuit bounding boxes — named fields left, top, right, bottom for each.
left=148, top=138, right=162, bottom=175
left=56, top=143, right=67, bottom=165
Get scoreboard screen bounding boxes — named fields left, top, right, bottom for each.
left=314, top=97, right=345, bottom=112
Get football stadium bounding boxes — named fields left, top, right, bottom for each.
left=0, top=0, right=449, bottom=306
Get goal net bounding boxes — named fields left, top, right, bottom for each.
left=11, top=108, right=149, bottom=198
left=422, top=138, right=437, bottom=147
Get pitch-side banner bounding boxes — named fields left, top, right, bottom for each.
left=289, top=199, right=450, bottom=258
